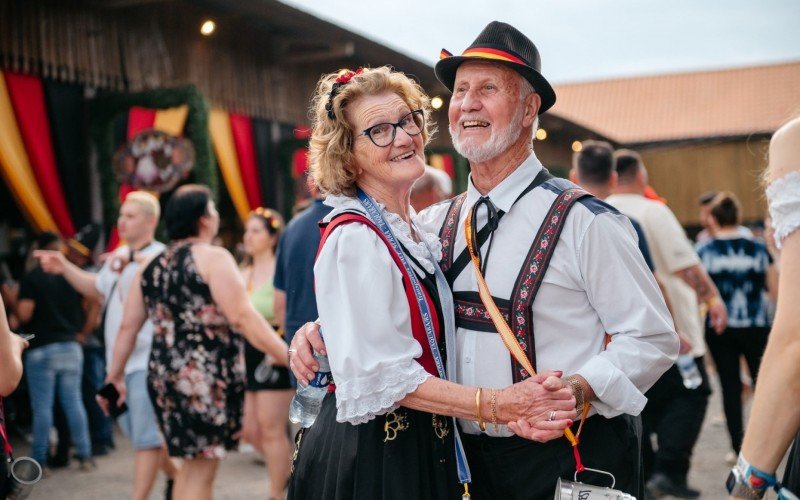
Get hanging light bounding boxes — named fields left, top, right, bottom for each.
left=431, top=96, right=444, bottom=110
left=535, top=128, right=547, bottom=141
left=200, top=20, right=216, bottom=36
left=571, top=140, right=582, bottom=152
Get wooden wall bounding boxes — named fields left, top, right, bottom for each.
left=640, top=138, right=771, bottom=226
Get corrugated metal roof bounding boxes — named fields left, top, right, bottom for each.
left=551, top=61, right=800, bottom=144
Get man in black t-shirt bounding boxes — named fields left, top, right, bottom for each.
left=13, top=232, right=94, bottom=472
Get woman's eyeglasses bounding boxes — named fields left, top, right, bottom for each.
left=360, top=110, right=425, bottom=147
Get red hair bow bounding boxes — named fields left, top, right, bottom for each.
left=336, top=67, right=363, bottom=84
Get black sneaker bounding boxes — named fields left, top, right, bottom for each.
left=92, top=443, right=110, bottom=456
left=646, top=473, right=700, bottom=499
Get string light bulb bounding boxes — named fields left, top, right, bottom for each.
left=536, top=128, right=547, bottom=140
left=572, top=140, right=583, bottom=152
left=431, top=96, right=444, bottom=110
left=200, top=20, right=216, bottom=36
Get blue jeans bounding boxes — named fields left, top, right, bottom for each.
left=25, top=341, right=92, bottom=464
left=83, top=345, right=113, bottom=447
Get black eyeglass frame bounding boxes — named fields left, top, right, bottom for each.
left=359, top=109, right=425, bottom=147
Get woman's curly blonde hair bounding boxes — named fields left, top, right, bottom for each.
left=308, top=66, right=435, bottom=196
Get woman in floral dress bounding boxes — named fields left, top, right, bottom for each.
left=107, top=184, right=289, bottom=500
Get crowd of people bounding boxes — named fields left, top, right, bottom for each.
left=0, top=19, right=798, bottom=500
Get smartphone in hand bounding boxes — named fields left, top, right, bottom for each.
left=97, top=383, right=128, bottom=418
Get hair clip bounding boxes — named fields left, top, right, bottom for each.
left=326, top=68, right=363, bottom=120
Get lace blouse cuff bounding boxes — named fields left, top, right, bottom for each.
left=334, top=360, right=431, bottom=425
left=767, top=171, right=800, bottom=249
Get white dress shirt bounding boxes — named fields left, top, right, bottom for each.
left=417, top=153, right=678, bottom=436
left=314, top=195, right=443, bottom=425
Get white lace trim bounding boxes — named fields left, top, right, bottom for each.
left=323, top=195, right=442, bottom=273
left=334, top=360, right=431, bottom=425
left=767, top=171, right=800, bottom=249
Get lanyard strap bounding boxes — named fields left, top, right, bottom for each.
left=0, top=398, right=13, bottom=458
left=356, top=189, right=472, bottom=488
left=464, top=204, right=586, bottom=454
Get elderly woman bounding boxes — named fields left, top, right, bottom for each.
left=288, top=67, right=576, bottom=499
left=107, top=185, right=289, bottom=500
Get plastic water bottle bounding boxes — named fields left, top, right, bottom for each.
left=676, top=354, right=702, bottom=389
left=289, top=350, right=331, bottom=427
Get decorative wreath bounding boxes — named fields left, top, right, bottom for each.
left=113, top=129, right=195, bottom=193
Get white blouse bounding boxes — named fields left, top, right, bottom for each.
left=315, top=195, right=442, bottom=425
left=767, top=171, right=800, bottom=248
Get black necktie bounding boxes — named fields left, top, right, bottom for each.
left=469, top=196, right=500, bottom=275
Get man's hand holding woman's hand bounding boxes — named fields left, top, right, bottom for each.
left=504, top=372, right=578, bottom=442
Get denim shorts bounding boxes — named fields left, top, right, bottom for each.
left=117, top=370, right=162, bottom=450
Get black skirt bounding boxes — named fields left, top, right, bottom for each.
left=289, top=392, right=462, bottom=500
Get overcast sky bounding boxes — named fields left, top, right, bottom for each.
left=279, top=0, right=800, bottom=83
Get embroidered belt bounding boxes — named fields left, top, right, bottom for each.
left=454, top=292, right=510, bottom=333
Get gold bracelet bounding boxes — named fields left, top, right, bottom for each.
left=490, top=389, right=499, bottom=432
left=474, top=387, right=486, bottom=431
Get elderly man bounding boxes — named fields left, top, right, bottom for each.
left=291, top=22, right=678, bottom=498
left=35, top=192, right=177, bottom=500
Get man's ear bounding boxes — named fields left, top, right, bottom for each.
left=568, top=169, right=579, bottom=184
left=609, top=171, right=618, bottom=190
left=522, top=91, right=541, bottom=128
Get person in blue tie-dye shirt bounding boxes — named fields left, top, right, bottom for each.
left=696, top=191, right=776, bottom=461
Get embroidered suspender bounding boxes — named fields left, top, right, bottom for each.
left=438, top=193, right=467, bottom=276
left=438, top=184, right=591, bottom=381
left=507, top=187, right=589, bottom=381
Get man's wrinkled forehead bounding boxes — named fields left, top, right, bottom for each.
left=453, top=60, right=520, bottom=88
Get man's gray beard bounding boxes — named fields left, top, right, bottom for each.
left=449, top=106, right=525, bottom=163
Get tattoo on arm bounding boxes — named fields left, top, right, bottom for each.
left=675, top=265, right=716, bottom=302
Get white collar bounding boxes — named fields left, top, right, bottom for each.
left=323, top=195, right=442, bottom=274
left=465, top=152, right=544, bottom=213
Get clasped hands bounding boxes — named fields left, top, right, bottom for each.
left=289, top=322, right=579, bottom=443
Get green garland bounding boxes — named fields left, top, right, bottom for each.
left=88, top=85, right=216, bottom=228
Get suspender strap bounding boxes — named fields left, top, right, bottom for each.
left=440, top=168, right=554, bottom=285
left=508, top=187, right=592, bottom=380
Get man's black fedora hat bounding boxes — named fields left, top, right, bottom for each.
left=435, top=21, right=556, bottom=113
